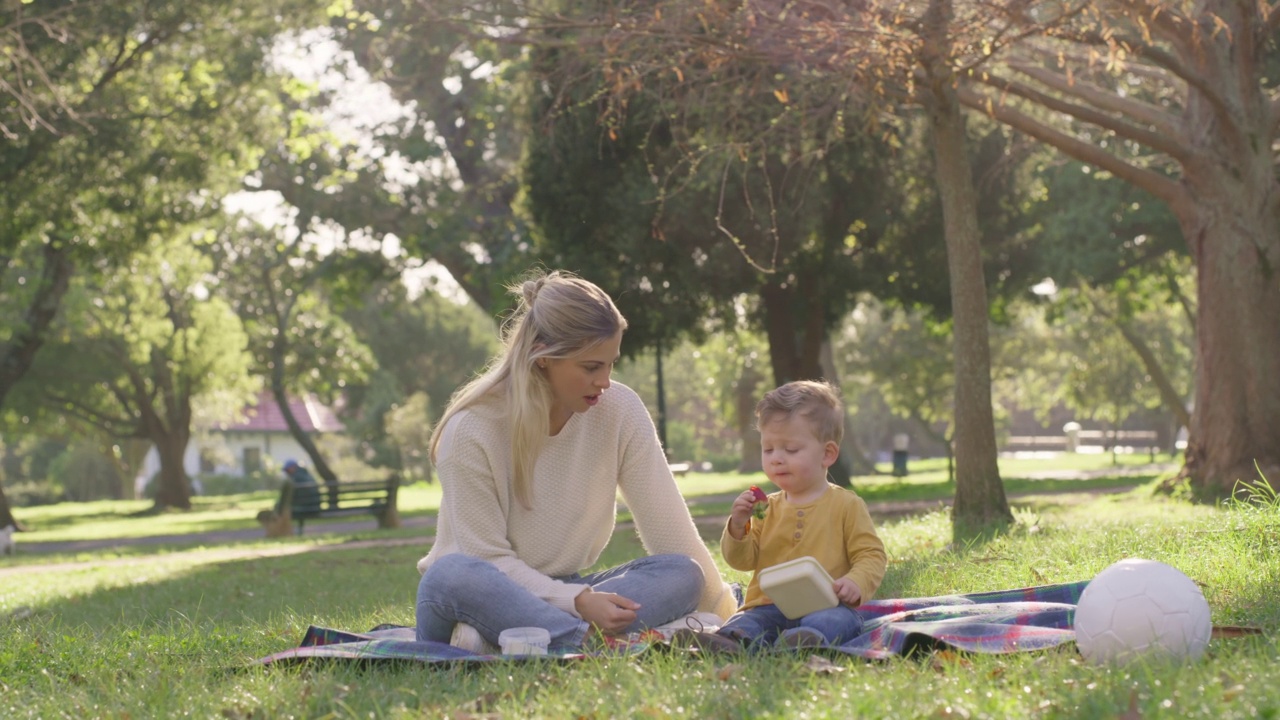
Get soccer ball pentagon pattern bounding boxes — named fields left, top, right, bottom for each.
left=1073, top=558, right=1212, bottom=665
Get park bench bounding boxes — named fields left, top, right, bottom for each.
left=257, top=474, right=401, bottom=538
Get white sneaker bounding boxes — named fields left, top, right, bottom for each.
left=449, top=623, right=499, bottom=654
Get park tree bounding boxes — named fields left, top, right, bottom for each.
left=204, top=217, right=381, bottom=487
left=252, top=0, right=537, bottom=312
left=521, top=0, right=1280, bottom=507
left=0, top=0, right=324, bottom=522
left=522, top=65, right=920, bottom=482
left=935, top=0, right=1277, bottom=496
left=12, top=236, right=257, bottom=510
left=495, top=0, right=1075, bottom=523
left=340, top=279, right=498, bottom=472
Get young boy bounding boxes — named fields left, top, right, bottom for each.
left=678, top=380, right=887, bottom=652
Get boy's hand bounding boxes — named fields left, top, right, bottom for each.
left=726, top=489, right=759, bottom=540
left=833, top=577, right=862, bottom=606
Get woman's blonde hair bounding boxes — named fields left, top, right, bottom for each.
left=428, top=269, right=627, bottom=507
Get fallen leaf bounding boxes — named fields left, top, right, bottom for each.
left=715, top=663, right=744, bottom=681
left=804, top=654, right=845, bottom=675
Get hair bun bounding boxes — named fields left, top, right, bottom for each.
left=521, top=277, right=545, bottom=306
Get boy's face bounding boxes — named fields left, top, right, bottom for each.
left=759, top=415, right=839, bottom=497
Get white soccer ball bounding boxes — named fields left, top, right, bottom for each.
left=1074, top=558, right=1212, bottom=665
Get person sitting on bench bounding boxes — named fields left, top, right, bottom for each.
left=282, top=459, right=323, bottom=512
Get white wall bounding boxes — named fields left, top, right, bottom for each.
left=133, top=432, right=318, bottom=495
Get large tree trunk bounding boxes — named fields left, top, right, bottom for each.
left=0, top=241, right=75, bottom=529
left=1170, top=1, right=1280, bottom=496
left=138, top=343, right=194, bottom=511
left=922, top=0, right=1011, bottom=528
left=758, top=282, right=851, bottom=486
left=152, top=428, right=192, bottom=510
left=759, top=282, right=824, bottom=384
left=1178, top=188, right=1280, bottom=495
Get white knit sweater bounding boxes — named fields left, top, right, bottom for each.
left=417, top=382, right=737, bottom=619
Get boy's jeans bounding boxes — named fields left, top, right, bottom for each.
left=416, top=553, right=703, bottom=649
left=718, top=602, right=864, bottom=646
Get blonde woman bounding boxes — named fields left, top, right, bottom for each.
left=415, top=270, right=737, bottom=652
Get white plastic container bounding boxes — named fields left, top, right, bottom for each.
left=498, top=626, right=551, bottom=655
left=758, top=556, right=839, bottom=619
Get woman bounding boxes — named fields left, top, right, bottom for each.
left=415, top=270, right=737, bottom=651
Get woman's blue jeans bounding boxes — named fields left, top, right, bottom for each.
left=415, top=553, right=704, bottom=649
left=718, top=602, right=864, bottom=647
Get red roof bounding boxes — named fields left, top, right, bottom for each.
left=216, top=390, right=344, bottom=433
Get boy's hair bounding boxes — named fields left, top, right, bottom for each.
left=755, top=380, right=845, bottom=445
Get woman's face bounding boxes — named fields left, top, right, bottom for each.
left=543, top=329, right=623, bottom=431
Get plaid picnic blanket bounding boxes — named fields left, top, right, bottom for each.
left=253, top=580, right=1089, bottom=666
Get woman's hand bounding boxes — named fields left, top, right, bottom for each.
left=833, top=577, right=862, bottom=606
left=574, top=588, right=641, bottom=635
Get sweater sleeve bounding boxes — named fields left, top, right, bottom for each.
left=614, top=392, right=738, bottom=619
left=840, top=494, right=887, bottom=605
left=434, top=412, right=589, bottom=615
left=719, top=512, right=761, bottom=573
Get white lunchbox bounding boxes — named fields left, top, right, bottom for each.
left=758, top=556, right=839, bottom=619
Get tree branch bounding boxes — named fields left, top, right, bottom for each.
left=971, top=67, right=1188, bottom=161
left=42, top=389, right=136, bottom=437
left=956, top=85, right=1189, bottom=209
left=1046, top=28, right=1233, bottom=134
left=1105, top=0, right=1196, bottom=50
left=0, top=241, right=74, bottom=408
left=1008, top=62, right=1183, bottom=141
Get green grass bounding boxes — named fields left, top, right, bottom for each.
left=10, top=452, right=1173, bottom=548
left=2, top=467, right=1277, bottom=718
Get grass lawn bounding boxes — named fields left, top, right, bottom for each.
left=9, top=452, right=1174, bottom=547
left=3, top=457, right=1277, bottom=718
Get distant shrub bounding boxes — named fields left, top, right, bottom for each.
left=197, top=472, right=280, bottom=496
left=705, top=451, right=743, bottom=473
left=5, top=479, right=62, bottom=507
left=48, top=446, right=123, bottom=502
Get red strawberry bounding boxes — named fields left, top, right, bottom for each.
left=749, top=485, right=769, bottom=520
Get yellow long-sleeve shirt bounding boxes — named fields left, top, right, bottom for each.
left=721, top=483, right=887, bottom=611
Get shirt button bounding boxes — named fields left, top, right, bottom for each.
left=794, top=532, right=802, bottom=539
left=797, top=510, right=805, bottom=517
left=796, top=521, right=804, bottom=529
